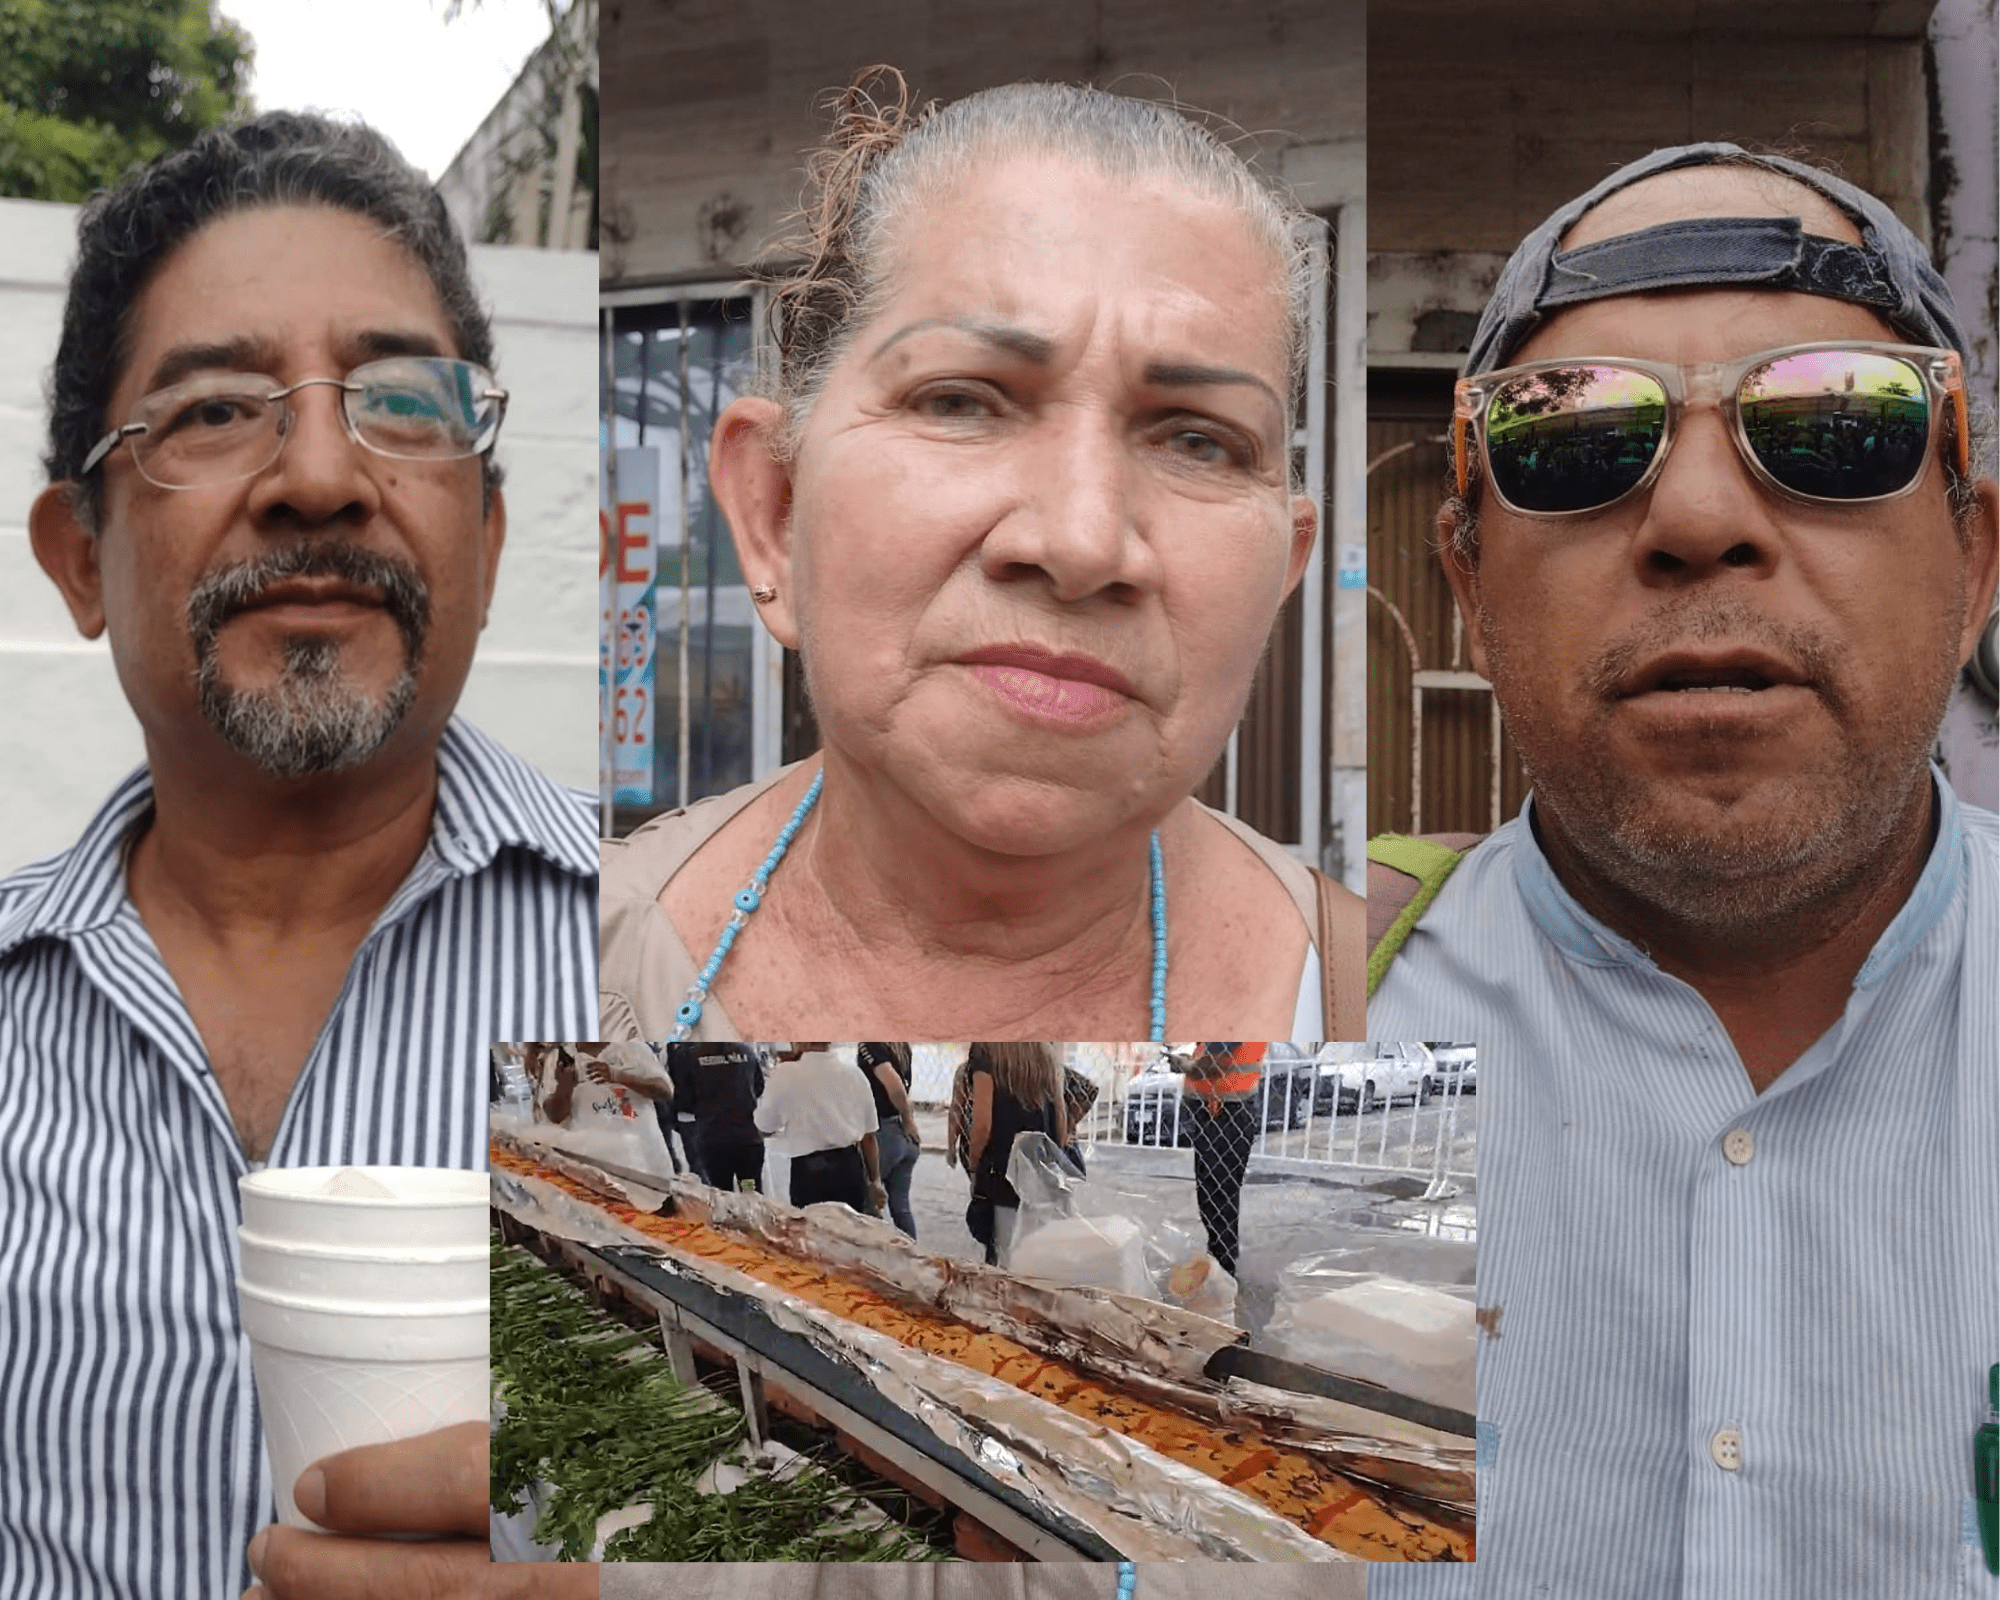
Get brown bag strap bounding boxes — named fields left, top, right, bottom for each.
left=1311, top=868, right=1367, bottom=1040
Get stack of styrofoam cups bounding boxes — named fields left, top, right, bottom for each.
left=236, top=1165, right=489, bottom=1529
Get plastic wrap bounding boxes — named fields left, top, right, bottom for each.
left=1007, top=1134, right=1238, bottom=1320
left=1265, top=1255, right=1475, bottom=1416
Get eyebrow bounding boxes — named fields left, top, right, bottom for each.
left=870, top=316, right=1056, bottom=365
left=869, top=317, right=1282, bottom=414
left=1143, top=360, right=1283, bottom=416
left=141, top=327, right=452, bottom=394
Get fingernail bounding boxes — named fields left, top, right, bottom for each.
left=293, top=1464, right=326, bottom=1523
left=246, top=1527, right=268, bottom=1579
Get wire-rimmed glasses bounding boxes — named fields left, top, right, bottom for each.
left=81, top=356, right=509, bottom=490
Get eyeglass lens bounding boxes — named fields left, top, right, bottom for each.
left=1484, top=349, right=1933, bottom=514
left=132, top=358, right=498, bottom=487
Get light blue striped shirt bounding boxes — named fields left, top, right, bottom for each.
left=0, top=719, right=596, bottom=1600
left=1370, top=773, right=1999, bottom=1599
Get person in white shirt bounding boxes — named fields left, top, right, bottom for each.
left=753, top=1043, right=886, bottom=1213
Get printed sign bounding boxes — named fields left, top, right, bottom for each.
left=600, top=447, right=664, bottom=805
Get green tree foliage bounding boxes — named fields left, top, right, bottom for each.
left=0, top=0, right=252, bottom=201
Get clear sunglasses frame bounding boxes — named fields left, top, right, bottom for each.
left=80, top=356, right=510, bottom=490
left=1452, top=339, right=1967, bottom=518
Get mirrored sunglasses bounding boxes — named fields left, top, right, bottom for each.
left=1454, top=341, right=1967, bottom=517
left=82, top=356, right=508, bottom=489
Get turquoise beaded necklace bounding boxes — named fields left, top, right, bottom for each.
left=1118, top=1561, right=1138, bottom=1598
left=669, top=770, right=1169, bottom=1043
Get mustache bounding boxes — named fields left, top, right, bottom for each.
left=185, top=543, right=431, bottom=660
left=1582, top=599, right=1842, bottom=704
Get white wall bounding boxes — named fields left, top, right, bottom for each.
left=0, top=198, right=596, bottom=874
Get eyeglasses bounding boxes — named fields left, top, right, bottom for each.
left=81, top=356, right=509, bottom=489
left=1453, top=341, right=1966, bottom=517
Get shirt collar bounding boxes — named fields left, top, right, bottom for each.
left=0, top=718, right=594, bottom=959
left=1510, top=765, right=1966, bottom=986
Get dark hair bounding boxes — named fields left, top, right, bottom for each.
left=46, top=110, right=500, bottom=525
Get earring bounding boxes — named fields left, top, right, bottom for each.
left=751, top=585, right=778, bottom=604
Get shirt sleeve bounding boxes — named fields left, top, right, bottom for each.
left=753, top=1071, right=783, bottom=1134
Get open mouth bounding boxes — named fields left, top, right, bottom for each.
left=1646, top=666, right=1776, bottom=695
left=1619, top=649, right=1807, bottom=700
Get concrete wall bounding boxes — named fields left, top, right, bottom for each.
left=599, top=0, right=1364, bottom=288
left=0, top=200, right=597, bottom=874
left=1368, top=0, right=1941, bottom=365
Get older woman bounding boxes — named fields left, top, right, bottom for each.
left=599, top=71, right=1364, bottom=1041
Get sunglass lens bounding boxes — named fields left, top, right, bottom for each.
left=1739, top=350, right=1931, bottom=500
left=1485, top=366, right=1667, bottom=513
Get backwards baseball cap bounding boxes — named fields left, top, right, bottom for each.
left=1464, top=142, right=1966, bottom=377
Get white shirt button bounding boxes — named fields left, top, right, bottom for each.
left=1721, top=1128, right=1755, bottom=1166
left=1710, top=1427, right=1743, bottom=1471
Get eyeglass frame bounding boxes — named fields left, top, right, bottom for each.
left=1452, top=339, right=1968, bottom=519
left=78, top=357, right=510, bottom=489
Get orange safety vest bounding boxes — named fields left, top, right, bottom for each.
left=1186, top=1042, right=1267, bottom=1111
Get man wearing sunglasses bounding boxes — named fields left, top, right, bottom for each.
left=0, top=117, right=595, bottom=1599
left=1370, top=146, right=1997, bottom=1597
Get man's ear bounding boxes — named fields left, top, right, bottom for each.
left=29, top=483, right=106, bottom=639
left=1957, top=478, right=1999, bottom=666
left=1281, top=493, right=1318, bottom=599
left=478, top=483, right=507, bottom=627
left=1436, top=498, right=1488, bottom=679
left=709, top=397, right=800, bottom=649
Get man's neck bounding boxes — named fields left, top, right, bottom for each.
left=127, top=731, right=441, bottom=936
left=1535, top=779, right=1939, bottom=1093
left=121, top=731, right=445, bottom=1160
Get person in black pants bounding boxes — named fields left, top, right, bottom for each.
left=754, top=1044, right=884, bottom=1214
left=666, top=1041, right=768, bottom=1192
left=1183, top=1042, right=1265, bottom=1279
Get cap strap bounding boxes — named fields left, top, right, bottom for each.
left=1542, top=216, right=1900, bottom=313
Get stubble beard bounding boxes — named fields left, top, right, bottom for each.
left=1475, top=590, right=1962, bottom=941
left=187, top=545, right=431, bottom=779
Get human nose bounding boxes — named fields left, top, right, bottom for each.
left=1628, top=403, right=1784, bottom=582
left=977, top=410, right=1160, bottom=603
left=245, top=379, right=380, bottom=528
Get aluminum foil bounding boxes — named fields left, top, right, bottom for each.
left=489, top=1165, right=1354, bottom=1562
left=1216, top=1377, right=1476, bottom=1514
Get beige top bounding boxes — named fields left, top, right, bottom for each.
left=597, top=763, right=1333, bottom=1042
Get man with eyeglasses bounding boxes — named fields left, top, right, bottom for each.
left=0, top=116, right=595, bottom=1599
left=1369, top=146, right=1997, bottom=1597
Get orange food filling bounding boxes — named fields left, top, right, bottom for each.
left=493, top=1145, right=1473, bottom=1563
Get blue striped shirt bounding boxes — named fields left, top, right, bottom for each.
left=1370, top=774, right=1999, bottom=1599
left=0, top=719, right=596, bottom=1600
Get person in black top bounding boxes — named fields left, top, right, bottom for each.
left=857, top=1042, right=922, bottom=1238
left=963, top=1042, right=1068, bottom=1265
left=664, top=1041, right=768, bottom=1193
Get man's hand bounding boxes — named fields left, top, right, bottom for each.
left=241, top=1422, right=595, bottom=1599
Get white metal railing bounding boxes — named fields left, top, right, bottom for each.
left=899, top=1044, right=1476, bottom=1195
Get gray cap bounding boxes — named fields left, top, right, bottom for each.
left=1464, top=142, right=1966, bottom=376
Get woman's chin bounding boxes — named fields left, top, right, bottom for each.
left=918, top=771, right=1171, bottom=860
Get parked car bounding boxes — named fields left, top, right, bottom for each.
left=1120, top=1046, right=1326, bottom=1145
left=1316, top=1042, right=1435, bottom=1113
left=1425, top=1043, right=1477, bottom=1097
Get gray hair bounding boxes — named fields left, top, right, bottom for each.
left=762, top=68, right=1314, bottom=476
left=46, top=110, right=500, bottom=528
